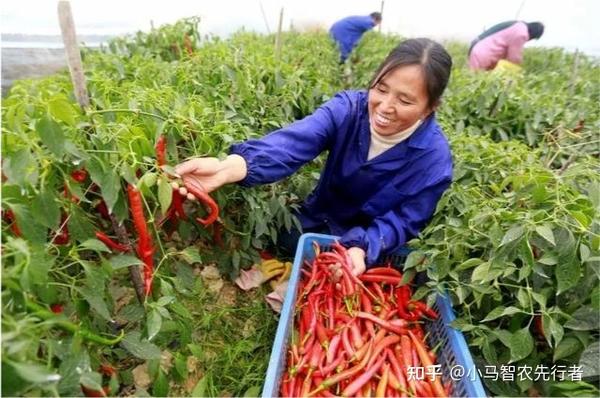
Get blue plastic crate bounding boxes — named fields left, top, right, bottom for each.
left=262, top=233, right=487, bottom=397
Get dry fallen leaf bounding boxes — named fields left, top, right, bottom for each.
left=132, top=363, right=151, bottom=390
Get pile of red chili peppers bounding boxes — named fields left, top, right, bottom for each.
left=281, top=242, right=451, bottom=397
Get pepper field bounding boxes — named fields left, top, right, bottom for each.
left=1, top=18, right=599, bottom=397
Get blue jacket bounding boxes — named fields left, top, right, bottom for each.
left=230, top=90, right=453, bottom=266
left=329, top=15, right=375, bottom=62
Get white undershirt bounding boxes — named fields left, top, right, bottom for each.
left=367, top=119, right=422, bottom=160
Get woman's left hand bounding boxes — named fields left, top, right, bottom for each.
left=347, top=247, right=366, bottom=276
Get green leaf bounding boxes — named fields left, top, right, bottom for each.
left=509, top=327, right=534, bottom=363
left=482, top=306, right=523, bottom=322
left=2, top=149, right=38, bottom=186
left=157, top=176, right=173, bottom=215
left=542, top=314, right=564, bottom=348
left=565, top=307, right=600, bottom=331
left=101, top=171, right=121, bottom=213
left=404, top=251, right=426, bottom=269
left=553, top=337, right=582, bottom=361
left=58, top=348, right=91, bottom=396
left=80, top=371, right=103, bottom=391
left=67, top=207, right=95, bottom=242
left=31, top=190, right=60, bottom=230
left=110, top=254, right=142, bottom=270
left=535, top=224, right=555, bottom=246
left=579, top=244, right=591, bottom=262
left=120, top=331, right=162, bottom=360
left=591, top=286, right=600, bottom=310
left=179, top=247, right=202, bottom=264
left=80, top=239, right=112, bottom=253
left=10, top=205, right=47, bottom=244
left=556, top=259, right=581, bottom=294
left=191, top=375, right=208, bottom=397
left=152, top=369, right=169, bottom=397
left=471, top=261, right=491, bottom=282
left=455, top=258, right=483, bottom=271
left=36, top=116, right=66, bottom=157
left=500, top=225, right=524, bottom=246
left=77, top=286, right=111, bottom=321
left=243, top=386, right=262, bottom=397
left=579, top=341, right=600, bottom=378
left=147, top=309, right=162, bottom=341
left=140, top=172, right=157, bottom=189
left=10, top=361, right=61, bottom=384
left=48, top=97, right=78, bottom=125
left=29, top=247, right=54, bottom=285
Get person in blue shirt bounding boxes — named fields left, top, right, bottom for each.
left=175, top=38, right=453, bottom=276
left=330, top=12, right=382, bottom=62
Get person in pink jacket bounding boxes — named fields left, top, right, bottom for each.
left=468, top=21, right=544, bottom=71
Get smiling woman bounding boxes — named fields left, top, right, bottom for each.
left=174, top=38, right=454, bottom=275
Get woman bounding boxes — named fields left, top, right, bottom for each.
left=175, top=38, right=453, bottom=276
left=469, top=21, right=544, bottom=71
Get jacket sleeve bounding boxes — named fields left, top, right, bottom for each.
left=340, top=173, right=451, bottom=266
left=229, top=92, right=352, bottom=187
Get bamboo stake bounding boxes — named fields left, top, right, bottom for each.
left=57, top=0, right=89, bottom=109
left=275, top=8, right=284, bottom=59
left=259, top=0, right=272, bottom=34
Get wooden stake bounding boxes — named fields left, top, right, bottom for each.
left=275, top=8, right=284, bottom=59
left=57, top=0, right=89, bottom=109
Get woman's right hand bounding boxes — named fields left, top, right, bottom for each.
left=173, top=154, right=247, bottom=198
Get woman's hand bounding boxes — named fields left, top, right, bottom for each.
left=347, top=246, right=367, bottom=276
left=173, top=155, right=247, bottom=199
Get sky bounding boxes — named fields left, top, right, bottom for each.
left=2, top=0, right=599, bottom=55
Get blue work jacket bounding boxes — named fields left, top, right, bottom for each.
left=230, top=90, right=453, bottom=266
left=329, top=15, right=375, bottom=62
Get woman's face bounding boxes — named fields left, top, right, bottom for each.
left=368, top=64, right=433, bottom=136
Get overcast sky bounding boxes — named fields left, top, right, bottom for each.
left=2, top=0, right=599, bottom=55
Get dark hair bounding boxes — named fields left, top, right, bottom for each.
left=370, top=12, right=382, bottom=23
left=369, top=38, right=452, bottom=108
left=526, top=22, right=544, bottom=40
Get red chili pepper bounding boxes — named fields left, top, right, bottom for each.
left=70, top=169, right=88, bottom=183
left=95, top=232, right=129, bottom=252
left=412, top=301, right=439, bottom=319
left=171, top=189, right=187, bottom=220
left=95, top=200, right=110, bottom=219
left=182, top=180, right=219, bottom=226
left=341, top=353, right=386, bottom=397
left=364, top=266, right=403, bottom=278
left=99, top=364, right=117, bottom=377
left=359, top=274, right=403, bottom=284
left=155, top=135, right=167, bottom=167
left=127, top=184, right=154, bottom=296
left=50, top=303, right=64, bottom=314
left=3, top=209, right=22, bottom=237
left=408, top=330, right=447, bottom=397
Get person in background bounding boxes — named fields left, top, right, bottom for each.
left=174, top=38, right=453, bottom=276
left=469, top=21, right=544, bottom=71
left=329, top=12, right=382, bottom=63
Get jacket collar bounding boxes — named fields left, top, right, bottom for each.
left=406, top=113, right=437, bottom=149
